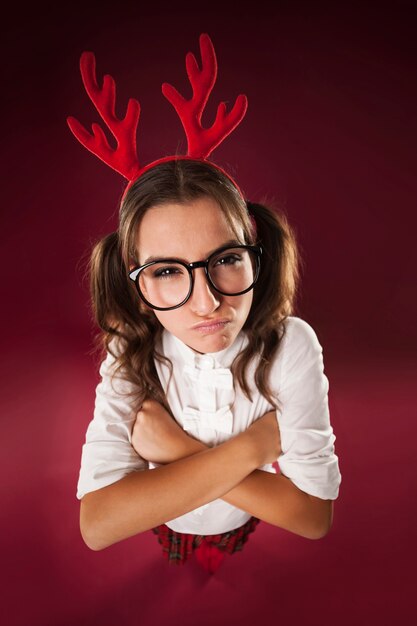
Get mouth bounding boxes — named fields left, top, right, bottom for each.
left=192, top=318, right=230, bottom=334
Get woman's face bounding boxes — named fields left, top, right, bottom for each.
left=135, top=196, right=254, bottom=354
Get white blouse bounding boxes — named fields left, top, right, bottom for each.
left=76, top=316, right=341, bottom=534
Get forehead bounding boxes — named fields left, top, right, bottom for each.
left=136, top=197, right=244, bottom=262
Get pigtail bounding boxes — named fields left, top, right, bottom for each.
left=89, top=232, right=137, bottom=344
left=232, top=201, right=302, bottom=406
left=248, top=201, right=301, bottom=326
left=88, top=232, right=169, bottom=410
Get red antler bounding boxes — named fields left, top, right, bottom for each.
left=67, top=52, right=141, bottom=181
left=162, top=33, right=248, bottom=159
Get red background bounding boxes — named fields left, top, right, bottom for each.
left=2, top=1, right=416, bottom=625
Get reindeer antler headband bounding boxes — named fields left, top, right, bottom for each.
left=67, top=34, right=248, bottom=194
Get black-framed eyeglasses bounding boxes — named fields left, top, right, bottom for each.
left=128, top=244, right=262, bottom=311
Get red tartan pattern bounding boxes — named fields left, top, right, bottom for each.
left=152, top=516, right=260, bottom=565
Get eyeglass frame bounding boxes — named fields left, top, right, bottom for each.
left=128, top=243, right=263, bottom=311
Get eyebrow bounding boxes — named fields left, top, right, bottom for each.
left=141, top=239, right=244, bottom=265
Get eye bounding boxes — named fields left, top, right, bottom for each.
left=214, top=253, right=242, bottom=267
left=152, top=265, right=185, bottom=279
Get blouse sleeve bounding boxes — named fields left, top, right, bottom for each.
left=76, top=346, right=148, bottom=500
left=275, top=318, right=342, bottom=500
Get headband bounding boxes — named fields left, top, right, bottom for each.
left=67, top=33, right=248, bottom=196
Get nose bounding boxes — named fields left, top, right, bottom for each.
left=189, top=267, right=221, bottom=315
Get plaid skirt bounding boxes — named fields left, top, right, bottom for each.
left=152, top=516, right=260, bottom=567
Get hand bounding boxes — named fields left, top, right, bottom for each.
left=131, top=399, right=202, bottom=464
left=247, top=410, right=282, bottom=466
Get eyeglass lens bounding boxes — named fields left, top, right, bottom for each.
left=138, top=247, right=257, bottom=309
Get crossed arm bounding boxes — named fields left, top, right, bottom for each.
left=80, top=400, right=333, bottom=550
left=131, top=401, right=333, bottom=540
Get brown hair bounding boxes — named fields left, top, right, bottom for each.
left=88, top=159, right=301, bottom=410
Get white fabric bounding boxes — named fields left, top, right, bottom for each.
left=76, top=316, right=342, bottom=534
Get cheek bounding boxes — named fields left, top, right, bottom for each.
left=247, top=291, right=254, bottom=310
left=153, top=310, right=182, bottom=333
left=236, top=291, right=254, bottom=317
left=224, top=292, right=253, bottom=324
